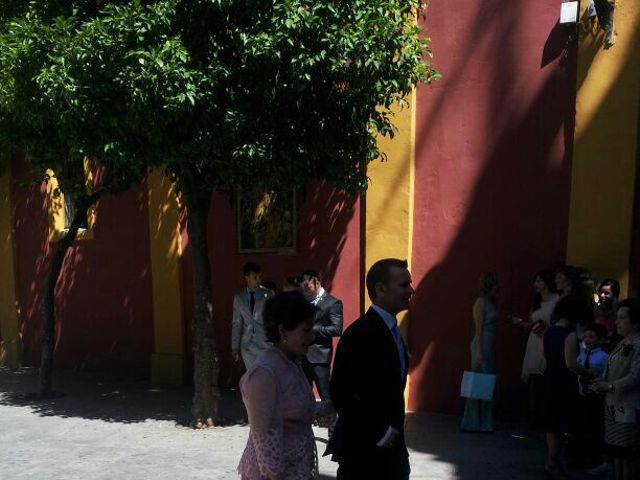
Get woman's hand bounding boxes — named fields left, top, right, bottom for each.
left=592, top=381, right=613, bottom=394
left=531, top=321, right=546, bottom=336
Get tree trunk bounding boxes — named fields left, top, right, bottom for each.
left=39, top=191, right=101, bottom=397
left=183, top=184, right=220, bottom=427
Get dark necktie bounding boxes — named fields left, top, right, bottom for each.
left=584, top=349, right=591, bottom=370
left=249, top=291, right=255, bottom=316
left=580, top=349, right=592, bottom=394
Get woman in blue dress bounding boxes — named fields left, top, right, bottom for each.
left=461, top=272, right=498, bottom=432
left=541, top=295, right=593, bottom=478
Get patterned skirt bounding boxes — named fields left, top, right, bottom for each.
left=604, top=405, right=639, bottom=459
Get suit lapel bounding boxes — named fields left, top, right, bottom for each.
left=254, top=286, right=273, bottom=314
left=315, top=291, right=328, bottom=307
left=254, top=288, right=266, bottom=311
left=240, top=290, right=254, bottom=317
left=366, top=308, right=408, bottom=386
left=243, top=290, right=251, bottom=315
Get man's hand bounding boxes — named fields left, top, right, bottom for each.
left=232, top=350, right=240, bottom=362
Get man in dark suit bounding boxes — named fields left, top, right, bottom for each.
left=300, top=270, right=343, bottom=401
left=326, top=258, right=413, bottom=480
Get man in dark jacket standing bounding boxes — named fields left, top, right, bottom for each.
left=326, top=258, right=413, bottom=480
left=300, top=270, right=343, bottom=401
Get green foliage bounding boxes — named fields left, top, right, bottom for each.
left=0, top=0, right=437, bottom=195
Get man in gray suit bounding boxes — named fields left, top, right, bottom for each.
left=231, top=262, right=274, bottom=369
left=300, top=270, right=343, bottom=400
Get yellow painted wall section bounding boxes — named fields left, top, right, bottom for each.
left=147, top=170, right=185, bottom=384
left=567, top=1, right=640, bottom=294
left=365, top=92, right=416, bottom=405
left=365, top=92, right=416, bottom=318
left=0, top=169, right=21, bottom=366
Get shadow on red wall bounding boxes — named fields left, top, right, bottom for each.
left=407, top=0, right=577, bottom=420
left=12, top=156, right=155, bottom=377
left=180, top=181, right=361, bottom=387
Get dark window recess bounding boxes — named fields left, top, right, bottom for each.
left=64, top=194, right=88, bottom=230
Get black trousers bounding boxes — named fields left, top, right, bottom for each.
left=527, top=374, right=544, bottom=428
left=336, top=454, right=410, bottom=480
left=302, top=359, right=331, bottom=400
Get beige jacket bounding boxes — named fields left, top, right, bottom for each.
left=231, top=286, right=274, bottom=369
left=605, top=335, right=640, bottom=410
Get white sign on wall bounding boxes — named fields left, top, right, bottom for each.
left=560, top=1, right=579, bottom=24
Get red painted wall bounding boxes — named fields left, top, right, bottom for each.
left=408, top=0, right=576, bottom=415
left=11, top=156, right=155, bottom=374
left=181, top=182, right=362, bottom=386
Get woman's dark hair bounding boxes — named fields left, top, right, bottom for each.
left=538, top=269, right=557, bottom=292
left=577, top=267, right=597, bottom=306
left=617, top=298, right=640, bottom=328
left=263, top=291, right=317, bottom=343
left=554, top=266, right=595, bottom=325
left=480, top=272, right=499, bottom=295
left=532, top=269, right=557, bottom=311
left=557, top=265, right=579, bottom=288
left=599, top=278, right=621, bottom=299
left=554, top=295, right=581, bottom=329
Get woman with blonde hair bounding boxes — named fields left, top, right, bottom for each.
left=461, top=272, right=498, bottom=433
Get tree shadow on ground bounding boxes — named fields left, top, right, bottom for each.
left=0, top=366, right=245, bottom=426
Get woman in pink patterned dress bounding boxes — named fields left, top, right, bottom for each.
left=238, top=291, right=331, bottom=480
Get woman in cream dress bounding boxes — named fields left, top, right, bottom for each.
left=512, top=270, right=558, bottom=425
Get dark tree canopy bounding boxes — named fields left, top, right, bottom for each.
left=0, top=0, right=437, bottom=422
left=1, top=0, right=437, bottom=193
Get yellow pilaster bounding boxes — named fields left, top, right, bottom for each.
left=0, top=167, right=21, bottom=366
left=566, top=1, right=640, bottom=295
left=365, top=92, right=416, bottom=404
left=365, top=92, right=416, bottom=314
left=147, top=170, right=185, bottom=384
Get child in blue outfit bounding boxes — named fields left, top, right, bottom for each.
left=574, top=324, right=609, bottom=469
left=578, top=324, right=609, bottom=392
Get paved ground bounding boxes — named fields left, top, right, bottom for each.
left=0, top=366, right=549, bottom=480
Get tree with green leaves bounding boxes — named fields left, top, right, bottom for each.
left=0, top=0, right=163, bottom=395
left=0, top=0, right=437, bottom=426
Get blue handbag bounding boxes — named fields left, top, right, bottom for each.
left=460, top=371, right=496, bottom=401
